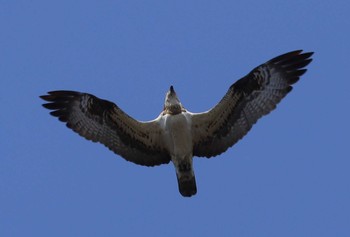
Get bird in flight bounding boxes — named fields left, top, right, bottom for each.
left=40, top=50, right=313, bottom=197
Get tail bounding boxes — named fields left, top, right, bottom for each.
left=173, top=158, right=197, bottom=197
left=177, top=173, right=197, bottom=197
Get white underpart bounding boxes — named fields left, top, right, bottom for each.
left=159, top=111, right=194, bottom=174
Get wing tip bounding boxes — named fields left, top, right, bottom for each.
left=39, top=90, right=82, bottom=102
left=269, top=49, right=314, bottom=65
left=267, top=49, right=314, bottom=85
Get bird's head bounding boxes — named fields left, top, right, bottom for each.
left=163, top=86, right=185, bottom=115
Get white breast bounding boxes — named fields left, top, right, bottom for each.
left=161, top=112, right=193, bottom=156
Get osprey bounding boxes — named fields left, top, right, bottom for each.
left=40, top=50, right=313, bottom=197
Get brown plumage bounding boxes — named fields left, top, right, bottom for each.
left=41, top=50, right=313, bottom=197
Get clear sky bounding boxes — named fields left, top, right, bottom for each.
left=1, top=1, right=349, bottom=236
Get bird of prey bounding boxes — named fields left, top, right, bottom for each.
left=40, top=50, right=313, bottom=197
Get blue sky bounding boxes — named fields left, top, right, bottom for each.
left=1, top=1, right=349, bottom=236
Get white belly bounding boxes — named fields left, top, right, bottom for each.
left=162, top=112, right=193, bottom=157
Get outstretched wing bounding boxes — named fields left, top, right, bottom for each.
left=191, top=50, right=313, bottom=158
left=40, top=91, right=171, bottom=166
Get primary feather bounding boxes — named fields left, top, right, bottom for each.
left=41, top=50, right=313, bottom=197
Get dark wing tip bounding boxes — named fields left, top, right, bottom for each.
left=40, top=91, right=82, bottom=120
left=40, top=90, right=81, bottom=99
left=269, top=50, right=314, bottom=64
left=268, top=50, right=314, bottom=85
left=40, top=91, right=81, bottom=102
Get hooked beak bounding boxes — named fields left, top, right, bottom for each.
left=170, top=85, right=175, bottom=94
